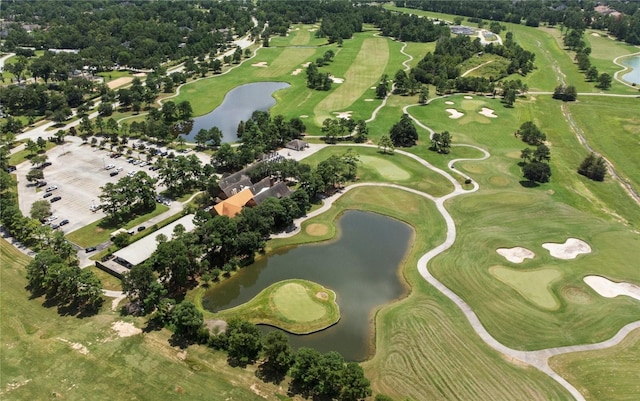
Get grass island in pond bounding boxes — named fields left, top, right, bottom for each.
left=214, top=279, right=340, bottom=334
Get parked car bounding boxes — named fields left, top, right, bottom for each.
left=36, top=181, right=47, bottom=188
left=115, top=167, right=123, bottom=172
left=51, top=223, right=60, bottom=229
left=45, top=185, right=58, bottom=192
left=50, top=196, right=62, bottom=203
left=40, top=161, right=52, bottom=168
left=85, top=246, right=97, bottom=253
left=59, top=219, right=69, bottom=226
left=7, top=165, right=16, bottom=172
left=137, top=226, right=146, bottom=232
left=105, top=164, right=116, bottom=170
left=110, top=171, right=119, bottom=177
left=42, top=192, right=52, bottom=198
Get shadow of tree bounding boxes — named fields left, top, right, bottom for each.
left=519, top=180, right=540, bottom=188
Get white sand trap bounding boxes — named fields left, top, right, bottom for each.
left=251, top=61, right=268, bottom=67
left=591, top=32, right=600, bottom=37
left=334, top=111, right=353, bottom=119
left=112, top=321, right=142, bottom=337
left=291, top=68, right=303, bottom=75
left=496, top=247, right=535, bottom=263
left=364, top=98, right=374, bottom=102
left=445, top=101, right=455, bottom=105
left=464, top=95, right=473, bottom=99
left=543, top=238, right=592, bottom=259
left=479, top=107, right=497, bottom=118
left=329, top=75, right=344, bottom=83
left=446, top=109, right=464, bottom=119
left=299, top=115, right=308, bottom=118
left=302, top=62, right=311, bottom=67
left=308, top=28, right=317, bottom=32
left=584, top=276, right=640, bottom=302
left=370, top=86, right=376, bottom=90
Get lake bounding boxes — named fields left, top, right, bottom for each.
left=202, top=210, right=413, bottom=361
left=621, top=55, right=640, bottom=85
left=185, top=81, right=290, bottom=143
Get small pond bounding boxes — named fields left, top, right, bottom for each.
left=185, top=81, right=290, bottom=143
left=202, top=210, right=413, bottom=361
left=621, top=55, right=640, bottom=85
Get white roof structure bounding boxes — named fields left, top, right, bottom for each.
left=113, top=214, right=195, bottom=267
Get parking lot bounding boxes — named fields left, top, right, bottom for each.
left=16, top=137, right=163, bottom=235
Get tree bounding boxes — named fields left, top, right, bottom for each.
left=517, top=121, right=546, bottom=145
left=597, top=73, right=612, bottom=90
left=260, top=331, right=293, bottom=382
left=26, top=168, right=44, bottom=183
left=25, top=139, right=39, bottom=155
left=419, top=85, right=429, bottom=104
left=520, top=147, right=534, bottom=163
left=30, top=200, right=51, bottom=221
left=122, top=263, right=156, bottom=305
left=503, top=88, right=516, bottom=107
left=376, top=75, right=389, bottom=99
left=578, top=153, right=607, bottom=181
left=171, top=301, right=203, bottom=336
left=533, top=144, right=551, bottom=163
left=226, top=318, right=263, bottom=366
left=393, top=69, right=408, bottom=94
left=98, top=102, right=113, bottom=116
left=586, top=66, right=599, bottom=82
left=431, top=131, right=452, bottom=154
left=353, top=120, right=368, bottom=143
left=389, top=114, right=418, bottom=147
left=522, top=161, right=551, bottom=183
left=339, top=362, right=372, bottom=401
left=377, top=136, right=394, bottom=154
left=112, top=232, right=131, bottom=248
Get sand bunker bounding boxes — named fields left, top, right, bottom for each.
left=479, top=107, right=497, bottom=118
left=445, top=101, right=455, bottom=105
left=542, top=238, right=592, bottom=259
left=316, top=291, right=329, bottom=300
left=584, top=276, right=640, bottom=302
left=329, top=75, right=344, bottom=83
left=251, top=61, right=268, bottom=68
left=364, top=98, right=374, bottom=102
left=464, top=95, right=473, bottom=99
left=370, top=86, right=376, bottom=90
left=334, top=111, right=353, bottom=119
left=299, top=115, right=308, bottom=118
left=591, top=32, right=600, bottom=37
left=301, top=62, right=311, bottom=67
left=112, top=321, right=142, bottom=338
left=496, top=247, right=535, bottom=263
left=291, top=68, right=303, bottom=75
left=446, top=109, right=464, bottom=119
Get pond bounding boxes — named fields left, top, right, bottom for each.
left=202, top=210, right=413, bottom=361
left=621, top=55, right=640, bottom=85
left=185, top=81, right=290, bottom=143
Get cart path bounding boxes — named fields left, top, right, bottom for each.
left=271, top=134, right=638, bottom=401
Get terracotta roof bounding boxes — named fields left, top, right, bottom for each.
left=213, top=188, right=254, bottom=217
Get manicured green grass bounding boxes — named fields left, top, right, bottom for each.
left=300, top=145, right=454, bottom=198
left=0, top=239, right=285, bottom=401
left=66, top=204, right=169, bottom=248
left=9, top=142, right=58, bottom=166
left=215, top=279, right=340, bottom=334
left=489, top=266, right=562, bottom=310
left=85, top=266, right=123, bottom=291
left=549, top=328, right=640, bottom=400
left=96, top=70, right=135, bottom=82
left=565, top=96, right=640, bottom=192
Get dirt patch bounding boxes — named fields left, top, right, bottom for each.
left=58, top=338, right=89, bottom=355
left=2, top=379, right=32, bottom=395
left=250, top=383, right=268, bottom=398
left=204, top=319, right=227, bottom=334
left=478, top=107, right=497, bottom=118
left=252, top=61, right=268, bottom=67
left=446, top=109, right=464, bottom=119
left=584, top=276, right=640, bottom=302
left=315, top=291, right=329, bottom=301
left=542, top=238, right=591, bottom=259
left=107, top=77, right=133, bottom=89
left=496, top=247, right=535, bottom=263
left=306, top=223, right=329, bottom=236
left=291, top=68, right=303, bottom=76
left=111, top=321, right=142, bottom=337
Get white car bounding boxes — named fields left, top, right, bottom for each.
left=139, top=162, right=147, bottom=167
left=45, top=185, right=58, bottom=192
left=115, top=167, right=123, bottom=172
left=105, top=164, right=116, bottom=170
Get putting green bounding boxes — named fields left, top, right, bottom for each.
left=360, top=155, right=410, bottom=180
left=215, top=279, right=340, bottom=334
left=272, top=282, right=325, bottom=322
left=489, top=266, right=563, bottom=310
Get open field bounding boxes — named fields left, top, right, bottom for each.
left=0, top=239, right=279, bottom=401
left=215, top=279, right=340, bottom=334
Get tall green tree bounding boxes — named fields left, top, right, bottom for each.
left=389, top=114, right=418, bottom=147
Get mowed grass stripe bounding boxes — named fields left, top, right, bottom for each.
left=254, top=47, right=316, bottom=78
left=290, top=28, right=311, bottom=46
left=314, top=37, right=389, bottom=123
